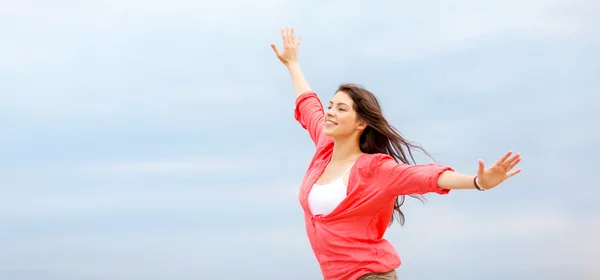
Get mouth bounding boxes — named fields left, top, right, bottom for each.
left=325, top=120, right=337, bottom=126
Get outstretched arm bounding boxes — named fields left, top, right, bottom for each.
left=372, top=150, right=522, bottom=196
left=271, top=27, right=328, bottom=147
left=372, top=154, right=454, bottom=196
left=438, top=151, right=521, bottom=191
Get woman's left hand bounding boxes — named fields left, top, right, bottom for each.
left=476, top=150, right=522, bottom=190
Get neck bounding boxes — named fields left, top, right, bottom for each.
left=331, top=136, right=363, bottom=162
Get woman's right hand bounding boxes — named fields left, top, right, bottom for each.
left=271, top=26, right=301, bottom=66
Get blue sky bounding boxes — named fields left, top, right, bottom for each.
left=1, top=0, right=598, bottom=279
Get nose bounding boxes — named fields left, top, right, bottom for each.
left=326, top=108, right=335, bottom=117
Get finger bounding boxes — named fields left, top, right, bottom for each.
left=477, top=159, right=485, bottom=174
left=290, top=27, right=296, bottom=45
left=280, top=27, right=286, bottom=44
left=495, top=150, right=513, bottom=166
left=506, top=168, right=521, bottom=178
left=297, top=35, right=302, bottom=47
left=270, top=44, right=280, bottom=55
left=506, top=152, right=520, bottom=162
left=506, top=157, right=521, bottom=171
left=285, top=26, right=292, bottom=44
left=506, top=153, right=520, bottom=165
left=501, top=154, right=518, bottom=169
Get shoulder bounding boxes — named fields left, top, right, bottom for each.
left=355, top=153, right=395, bottom=176
left=295, top=91, right=319, bottom=102
left=358, top=153, right=395, bottom=166
left=294, top=91, right=322, bottom=109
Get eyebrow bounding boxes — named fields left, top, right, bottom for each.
left=329, top=101, right=349, bottom=107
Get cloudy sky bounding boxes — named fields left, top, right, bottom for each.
left=1, top=0, right=598, bottom=279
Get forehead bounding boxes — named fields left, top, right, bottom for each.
left=330, top=91, right=354, bottom=105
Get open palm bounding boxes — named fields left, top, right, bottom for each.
left=270, top=26, right=301, bottom=65
left=477, top=150, right=522, bottom=190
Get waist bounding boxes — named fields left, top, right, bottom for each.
left=320, top=263, right=400, bottom=280
left=358, top=270, right=398, bottom=280
left=309, top=235, right=401, bottom=280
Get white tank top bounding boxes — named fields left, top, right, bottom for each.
left=308, top=164, right=354, bottom=216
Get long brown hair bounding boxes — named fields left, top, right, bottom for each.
left=337, top=83, right=431, bottom=226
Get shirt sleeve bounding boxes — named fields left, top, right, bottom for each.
left=294, top=91, right=328, bottom=148
left=371, top=154, right=454, bottom=196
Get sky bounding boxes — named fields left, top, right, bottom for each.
left=0, top=0, right=599, bottom=279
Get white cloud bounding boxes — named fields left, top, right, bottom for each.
left=1, top=156, right=276, bottom=177
left=0, top=1, right=596, bottom=279
left=1, top=183, right=299, bottom=218
left=2, top=197, right=597, bottom=279
left=349, top=0, right=596, bottom=60
left=0, top=80, right=281, bottom=118
left=2, top=0, right=596, bottom=117
left=0, top=0, right=294, bottom=117
left=0, top=0, right=297, bottom=32
left=385, top=201, right=600, bottom=276
left=0, top=224, right=317, bottom=279
left=95, top=157, right=268, bottom=174
left=397, top=200, right=573, bottom=241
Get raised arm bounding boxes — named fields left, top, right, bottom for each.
left=271, top=27, right=327, bottom=147
left=270, top=26, right=311, bottom=100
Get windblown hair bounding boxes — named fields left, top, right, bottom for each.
left=337, top=83, right=431, bottom=226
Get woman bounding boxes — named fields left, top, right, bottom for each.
left=270, top=27, right=522, bottom=280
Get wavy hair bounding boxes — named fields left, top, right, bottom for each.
left=337, top=83, right=431, bottom=226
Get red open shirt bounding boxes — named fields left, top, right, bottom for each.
left=294, top=91, right=454, bottom=280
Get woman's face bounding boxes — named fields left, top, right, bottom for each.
left=324, top=91, right=365, bottom=137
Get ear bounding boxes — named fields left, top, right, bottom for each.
left=356, top=119, right=367, bottom=131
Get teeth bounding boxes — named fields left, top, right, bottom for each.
left=326, top=120, right=336, bottom=125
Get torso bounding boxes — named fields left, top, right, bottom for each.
left=299, top=147, right=401, bottom=280
left=307, top=162, right=355, bottom=216
left=314, top=158, right=357, bottom=186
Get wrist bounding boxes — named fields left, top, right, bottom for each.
left=285, top=61, right=300, bottom=68
left=473, top=176, right=486, bottom=191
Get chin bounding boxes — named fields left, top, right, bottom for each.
left=323, top=127, right=336, bottom=137
left=323, top=126, right=346, bottom=138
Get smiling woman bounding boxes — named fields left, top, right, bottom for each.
left=270, top=26, right=522, bottom=280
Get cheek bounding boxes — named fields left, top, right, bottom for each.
left=338, top=115, right=358, bottom=130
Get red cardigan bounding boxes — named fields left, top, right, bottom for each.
left=294, top=91, right=454, bottom=280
